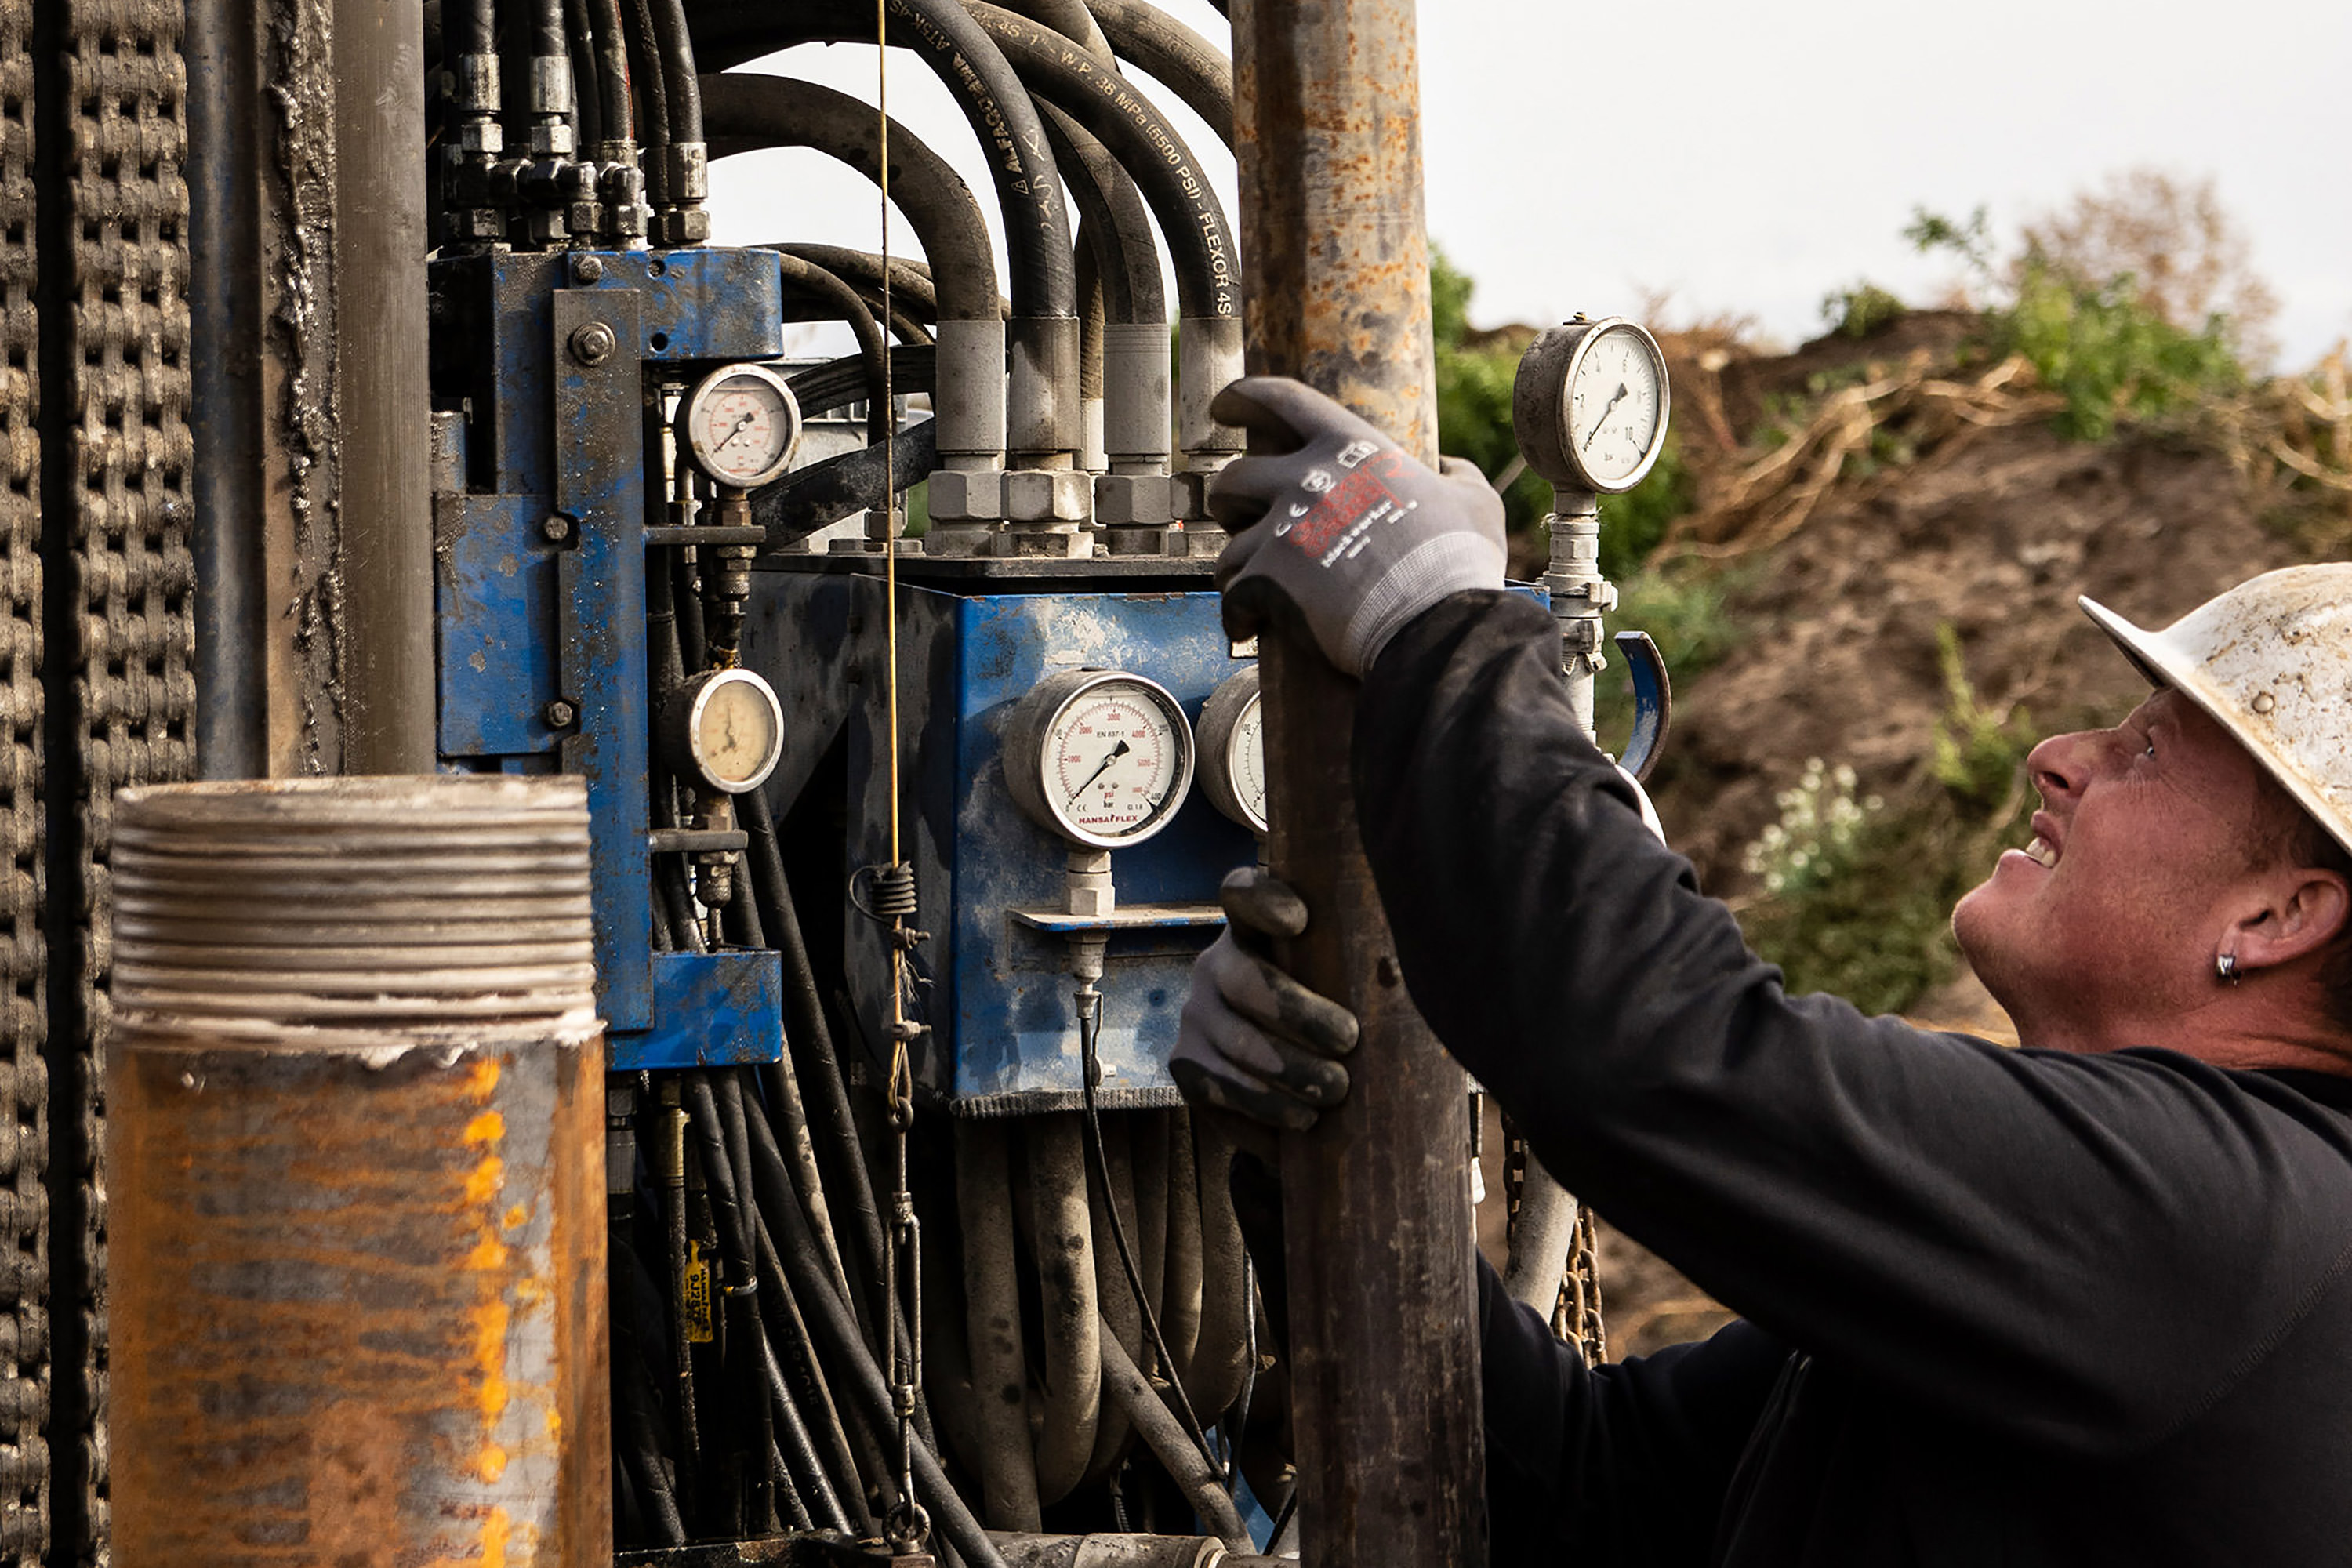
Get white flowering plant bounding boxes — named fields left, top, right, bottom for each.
left=1741, top=757, right=1884, bottom=899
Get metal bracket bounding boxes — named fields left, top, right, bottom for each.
left=1613, top=629, right=1672, bottom=782
left=553, top=285, right=654, bottom=1028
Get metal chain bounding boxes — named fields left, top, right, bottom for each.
left=881, top=1015, right=927, bottom=1553
left=60, top=4, right=196, bottom=1560
left=0, top=5, right=45, bottom=1560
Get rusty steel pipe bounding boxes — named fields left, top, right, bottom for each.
left=1229, top=1, right=1487, bottom=1564
left=107, top=777, right=610, bottom=1567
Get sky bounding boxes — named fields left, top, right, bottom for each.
left=708, top=0, right=2352, bottom=369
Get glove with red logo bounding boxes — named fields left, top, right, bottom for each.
left=1208, top=376, right=1507, bottom=677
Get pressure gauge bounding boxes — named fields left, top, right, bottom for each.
left=1511, top=317, right=1672, bottom=495
left=680, top=362, right=804, bottom=488
left=1003, top=670, right=1196, bottom=850
left=659, top=667, right=786, bottom=793
left=1196, top=666, right=1267, bottom=833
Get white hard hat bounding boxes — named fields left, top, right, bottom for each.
left=2078, top=564, right=2352, bottom=858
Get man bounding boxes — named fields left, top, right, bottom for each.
left=1171, top=376, right=2352, bottom=1565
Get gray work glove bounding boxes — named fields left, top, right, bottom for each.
left=1209, top=376, right=1508, bottom=677
left=1171, top=866, right=1361, bottom=1131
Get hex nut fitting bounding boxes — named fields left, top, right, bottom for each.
left=1003, top=468, right=1093, bottom=524
left=926, top=468, right=1004, bottom=522
left=544, top=699, right=578, bottom=730
left=1172, top=470, right=1215, bottom=522
left=572, top=254, right=604, bottom=285
left=1093, top=472, right=1173, bottom=528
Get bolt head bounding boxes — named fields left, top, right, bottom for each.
left=568, top=321, right=616, bottom=365
left=544, top=699, right=578, bottom=729
left=540, top=514, right=575, bottom=543
left=573, top=254, right=604, bottom=284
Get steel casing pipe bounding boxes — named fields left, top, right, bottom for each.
left=107, top=776, right=610, bottom=1567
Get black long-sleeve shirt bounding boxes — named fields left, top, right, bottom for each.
left=1356, top=591, right=2352, bottom=1566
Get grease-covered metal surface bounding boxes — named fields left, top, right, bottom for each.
left=0, top=7, right=43, bottom=1563
left=1227, top=2, right=1486, bottom=1564
left=105, top=775, right=610, bottom=1567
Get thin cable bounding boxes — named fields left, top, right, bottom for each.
left=1076, top=986, right=1223, bottom=1476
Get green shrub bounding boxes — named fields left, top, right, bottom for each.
left=1736, top=629, right=2038, bottom=1015
left=1997, top=259, right=2245, bottom=441
left=1596, top=433, right=1694, bottom=580
left=1822, top=282, right=1908, bottom=339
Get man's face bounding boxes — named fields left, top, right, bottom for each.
left=1952, top=688, right=2274, bottom=1051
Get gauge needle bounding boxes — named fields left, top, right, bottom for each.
left=1584, top=383, right=1628, bottom=450
left=714, top=411, right=759, bottom=452
left=1068, top=739, right=1131, bottom=803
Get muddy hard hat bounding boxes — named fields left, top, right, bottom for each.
left=2078, top=564, right=2352, bottom=858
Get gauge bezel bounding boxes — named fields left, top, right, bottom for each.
left=1510, top=317, right=1673, bottom=495
left=679, top=361, right=804, bottom=490
left=661, top=666, right=786, bottom=794
left=1196, top=665, right=1266, bottom=833
left=1002, top=668, right=1197, bottom=851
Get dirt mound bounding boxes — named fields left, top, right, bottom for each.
left=1639, top=332, right=2314, bottom=896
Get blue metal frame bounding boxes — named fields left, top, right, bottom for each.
left=431, top=247, right=792, bottom=1068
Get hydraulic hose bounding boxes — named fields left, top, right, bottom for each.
left=743, top=1092, right=1011, bottom=1568
left=1025, top=1116, right=1101, bottom=1504
left=1503, top=1154, right=1581, bottom=1321
left=1036, top=104, right=1163, bottom=325
left=528, top=0, right=566, bottom=62
left=1000, top=0, right=1112, bottom=59
left=1098, top=1332, right=1253, bottom=1555
left=738, top=1085, right=887, bottom=1530
left=453, top=0, right=492, bottom=56
left=775, top=252, right=892, bottom=445
left=1159, top=1109, right=1204, bottom=1384
left=1084, top=1123, right=1140, bottom=1482
left=562, top=0, right=603, bottom=147
left=1083, top=0, right=1233, bottom=151
left=683, top=1074, right=779, bottom=1534
left=739, top=783, right=896, bottom=1349
left=956, top=1122, right=1043, bottom=1530
left=690, top=0, right=1076, bottom=322
left=702, top=76, right=999, bottom=322
left=772, top=245, right=957, bottom=322
left=624, top=0, right=670, bottom=153
left=583, top=0, right=633, bottom=152
left=648, top=0, right=701, bottom=141
left=959, top=2, right=1237, bottom=326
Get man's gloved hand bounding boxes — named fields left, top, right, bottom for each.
left=1209, top=376, right=1507, bottom=677
left=1171, top=866, right=1361, bottom=1131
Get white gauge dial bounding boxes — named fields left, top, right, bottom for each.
left=1004, top=670, right=1196, bottom=850
left=681, top=363, right=804, bottom=488
left=662, top=668, right=786, bottom=794
left=1566, top=325, right=1668, bottom=489
left=1197, top=666, right=1267, bottom=833
left=1512, top=317, right=1673, bottom=495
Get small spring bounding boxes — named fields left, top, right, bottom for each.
left=868, top=861, right=917, bottom=920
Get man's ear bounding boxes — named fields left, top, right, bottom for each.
left=2234, top=869, right=2352, bottom=973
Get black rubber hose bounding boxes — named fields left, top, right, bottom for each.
left=529, top=0, right=566, bottom=61
left=739, top=783, right=896, bottom=1348
left=783, top=292, right=933, bottom=350
left=648, top=0, right=702, bottom=142
left=772, top=245, right=963, bottom=321
left=1083, top=0, right=1234, bottom=151
left=624, top=0, right=670, bottom=149
left=703, top=75, right=999, bottom=325
left=583, top=0, right=633, bottom=147
left=688, top=0, right=1076, bottom=321
left=684, top=1075, right=781, bottom=1531
left=960, top=2, right=1238, bottom=323
left=742, top=1088, right=1010, bottom=1568
left=563, top=0, right=603, bottom=147
left=738, top=1098, right=882, bottom=1532
left=1037, top=103, right=1164, bottom=325
left=454, top=0, right=493, bottom=56
left=775, top=252, right=891, bottom=445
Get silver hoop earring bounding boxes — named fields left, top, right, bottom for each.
left=2216, top=952, right=2242, bottom=985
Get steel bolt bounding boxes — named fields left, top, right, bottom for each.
left=573, top=253, right=604, bottom=284
left=544, top=699, right=578, bottom=730
left=568, top=321, right=616, bottom=365
left=540, top=514, right=575, bottom=543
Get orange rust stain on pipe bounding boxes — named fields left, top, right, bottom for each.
left=467, top=1058, right=503, bottom=1100
left=466, top=1156, right=506, bottom=1205
left=466, top=1109, right=507, bottom=1143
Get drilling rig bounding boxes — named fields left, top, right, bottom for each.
left=0, top=0, right=1668, bottom=1562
